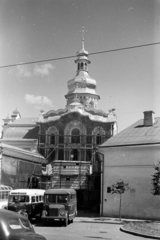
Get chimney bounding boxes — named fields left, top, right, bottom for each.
left=143, top=111, right=155, bottom=126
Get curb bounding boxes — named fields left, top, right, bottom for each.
left=74, top=218, right=123, bottom=225
left=120, top=226, right=160, bottom=239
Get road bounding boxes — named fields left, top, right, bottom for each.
left=33, top=218, right=154, bottom=240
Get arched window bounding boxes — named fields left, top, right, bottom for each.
left=85, top=63, right=87, bottom=70
left=71, top=128, right=80, bottom=143
left=50, top=133, right=55, bottom=145
left=78, top=63, right=80, bottom=70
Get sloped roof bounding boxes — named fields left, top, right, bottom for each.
left=9, top=118, right=38, bottom=126
left=100, top=117, right=160, bottom=147
left=1, top=143, right=47, bottom=164
left=3, top=118, right=39, bottom=140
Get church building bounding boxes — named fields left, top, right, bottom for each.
left=1, top=33, right=118, bottom=211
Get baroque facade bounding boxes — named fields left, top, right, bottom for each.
left=37, top=37, right=118, bottom=164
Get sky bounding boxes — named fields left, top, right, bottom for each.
left=0, top=0, right=160, bottom=135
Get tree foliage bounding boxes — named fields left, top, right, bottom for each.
left=152, top=161, right=160, bottom=195
left=111, top=179, right=131, bottom=221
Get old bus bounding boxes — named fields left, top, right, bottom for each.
left=7, top=189, right=45, bottom=220
left=42, top=188, right=77, bottom=226
left=0, top=185, right=12, bottom=209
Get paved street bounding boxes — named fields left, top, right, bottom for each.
left=33, top=218, right=154, bottom=240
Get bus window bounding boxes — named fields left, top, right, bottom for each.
left=36, top=196, right=38, bottom=202
left=0, top=185, right=12, bottom=201
left=57, top=195, right=68, bottom=204
left=45, top=195, right=56, bottom=204
left=31, top=196, right=36, bottom=203
left=25, top=196, right=29, bottom=203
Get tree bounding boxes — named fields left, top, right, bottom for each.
left=152, top=161, right=160, bottom=195
left=111, top=179, right=130, bottom=221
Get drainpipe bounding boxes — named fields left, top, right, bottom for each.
left=0, top=143, right=3, bottom=184
left=96, top=150, right=104, bottom=217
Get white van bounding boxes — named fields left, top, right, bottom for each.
left=8, top=189, right=45, bottom=220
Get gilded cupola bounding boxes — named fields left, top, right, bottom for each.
left=65, top=28, right=100, bottom=110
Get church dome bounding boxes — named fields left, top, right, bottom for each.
left=65, top=28, right=100, bottom=108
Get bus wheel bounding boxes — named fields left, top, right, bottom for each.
left=64, top=217, right=68, bottom=227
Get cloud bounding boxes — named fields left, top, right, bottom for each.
left=16, top=65, right=32, bottom=77
left=10, top=63, right=54, bottom=78
left=25, top=94, right=52, bottom=107
left=33, top=63, right=54, bottom=76
left=128, top=7, right=134, bottom=11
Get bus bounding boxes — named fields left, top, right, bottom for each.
left=42, top=188, right=77, bottom=226
left=0, top=185, right=12, bottom=209
left=8, top=189, right=45, bottom=220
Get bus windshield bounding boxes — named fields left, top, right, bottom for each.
left=8, top=195, right=29, bottom=203
left=45, top=194, right=68, bottom=204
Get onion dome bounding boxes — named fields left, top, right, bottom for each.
left=65, top=28, right=100, bottom=109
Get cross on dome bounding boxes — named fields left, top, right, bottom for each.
left=79, top=27, right=87, bottom=41
left=79, top=27, right=87, bottom=50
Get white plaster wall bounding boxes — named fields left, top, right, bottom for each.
left=100, top=144, right=160, bottom=220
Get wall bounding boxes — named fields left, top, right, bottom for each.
left=1, top=155, right=42, bottom=189
left=100, top=144, right=160, bottom=220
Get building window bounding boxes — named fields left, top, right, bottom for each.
left=59, top=130, right=64, bottom=143
left=50, top=134, right=55, bottom=145
left=71, top=128, right=80, bottom=143
left=85, top=63, right=87, bottom=70
left=48, top=148, right=55, bottom=161
left=96, top=134, right=102, bottom=145
left=58, top=149, right=64, bottom=160
left=86, top=149, right=92, bottom=161
left=71, top=149, right=78, bottom=161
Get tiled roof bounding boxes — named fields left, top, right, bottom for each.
left=100, top=117, right=160, bottom=147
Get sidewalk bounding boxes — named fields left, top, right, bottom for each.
left=75, top=216, right=123, bottom=224
left=74, top=216, right=160, bottom=239
left=76, top=210, right=146, bottom=224
left=75, top=215, right=160, bottom=224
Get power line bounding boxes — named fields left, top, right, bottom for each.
left=0, top=41, right=160, bottom=69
